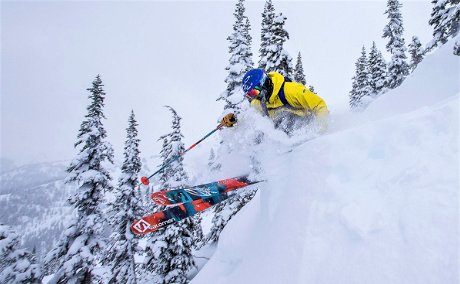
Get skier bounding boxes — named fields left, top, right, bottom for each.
left=242, top=69, right=329, bottom=134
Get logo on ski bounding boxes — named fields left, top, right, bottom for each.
left=132, top=219, right=151, bottom=233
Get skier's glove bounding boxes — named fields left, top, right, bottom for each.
left=221, top=113, right=237, bottom=127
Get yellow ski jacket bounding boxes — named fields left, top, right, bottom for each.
left=250, top=72, right=329, bottom=121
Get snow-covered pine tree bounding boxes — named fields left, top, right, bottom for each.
left=449, top=0, right=460, bottom=36
left=264, top=13, right=294, bottom=77
left=383, top=0, right=409, bottom=89
left=148, top=106, right=197, bottom=284
left=294, top=52, right=307, bottom=85
left=158, top=134, right=173, bottom=189
left=349, top=47, right=373, bottom=111
left=0, top=224, right=41, bottom=283
left=208, top=148, right=221, bottom=173
left=219, top=0, right=254, bottom=113
left=428, top=0, right=459, bottom=50
left=163, top=106, right=203, bottom=244
left=148, top=223, right=195, bottom=284
left=158, top=106, right=189, bottom=188
left=454, top=41, right=460, bottom=55
left=294, top=51, right=317, bottom=93
left=408, top=36, right=424, bottom=70
left=44, top=75, right=114, bottom=283
left=103, top=110, right=142, bottom=284
left=259, top=0, right=276, bottom=70
left=368, top=42, right=388, bottom=96
left=429, top=0, right=450, bottom=48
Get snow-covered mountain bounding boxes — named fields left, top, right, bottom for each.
left=0, top=161, right=73, bottom=258
left=191, top=38, right=459, bottom=283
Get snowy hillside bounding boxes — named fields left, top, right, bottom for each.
left=0, top=161, right=74, bottom=257
left=191, top=38, right=459, bottom=283
left=0, top=153, right=162, bottom=260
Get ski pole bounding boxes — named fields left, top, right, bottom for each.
left=140, top=123, right=225, bottom=186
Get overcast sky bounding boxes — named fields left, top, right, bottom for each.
left=1, top=0, right=432, bottom=168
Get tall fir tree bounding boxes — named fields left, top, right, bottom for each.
left=158, top=134, right=174, bottom=189
left=428, top=0, right=459, bottom=50
left=219, top=0, right=254, bottom=113
left=149, top=106, right=197, bottom=284
left=349, top=47, right=373, bottom=110
left=0, top=224, right=41, bottom=283
left=294, top=51, right=317, bottom=92
left=263, top=13, right=293, bottom=77
left=383, top=0, right=409, bottom=89
left=294, top=52, right=307, bottom=85
left=103, top=110, right=142, bottom=284
left=44, top=75, right=114, bottom=283
left=368, top=42, right=388, bottom=95
left=408, top=36, right=424, bottom=70
left=259, top=0, right=276, bottom=70
left=158, top=106, right=188, bottom=189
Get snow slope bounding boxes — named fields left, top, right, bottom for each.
left=192, top=39, right=459, bottom=283
left=0, top=162, right=75, bottom=256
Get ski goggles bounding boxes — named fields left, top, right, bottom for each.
left=245, top=85, right=268, bottom=101
left=245, top=85, right=263, bottom=99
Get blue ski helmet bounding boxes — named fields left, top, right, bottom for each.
left=242, top=69, right=267, bottom=97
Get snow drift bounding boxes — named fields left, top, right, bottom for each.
left=192, top=39, right=459, bottom=283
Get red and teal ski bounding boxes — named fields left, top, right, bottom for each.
left=131, top=193, right=230, bottom=235
left=131, top=175, right=261, bottom=235
left=150, top=175, right=260, bottom=206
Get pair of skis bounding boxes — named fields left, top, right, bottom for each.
left=130, top=175, right=261, bottom=235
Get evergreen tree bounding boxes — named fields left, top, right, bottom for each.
left=158, top=134, right=174, bottom=189
left=429, top=0, right=449, bottom=47
left=368, top=42, right=388, bottom=95
left=294, top=51, right=317, bottom=92
left=219, top=0, right=254, bottom=112
left=44, top=75, right=114, bottom=283
left=383, top=0, right=409, bottom=89
left=294, top=52, right=307, bottom=85
left=408, top=36, right=424, bottom=70
left=0, top=224, right=41, bottom=283
left=103, top=110, right=142, bottom=284
left=208, top=148, right=221, bottom=172
left=264, top=13, right=294, bottom=77
left=158, top=106, right=188, bottom=189
left=150, top=106, right=197, bottom=284
left=150, top=224, right=195, bottom=284
left=259, top=0, right=276, bottom=70
left=428, top=0, right=459, bottom=49
left=349, top=47, right=373, bottom=111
